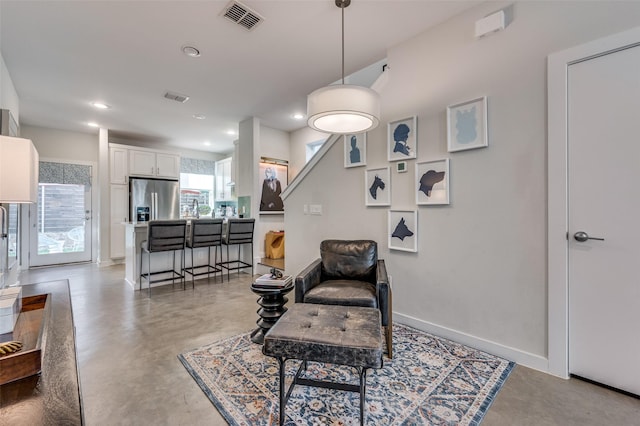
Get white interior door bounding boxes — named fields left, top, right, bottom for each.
left=568, top=43, right=640, bottom=395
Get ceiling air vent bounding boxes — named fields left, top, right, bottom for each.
left=163, top=91, right=190, bottom=103
left=221, top=0, right=264, bottom=31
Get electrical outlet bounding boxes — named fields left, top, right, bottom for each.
left=310, top=204, right=322, bottom=215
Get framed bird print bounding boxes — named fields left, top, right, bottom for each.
left=416, top=158, right=450, bottom=205
left=365, top=167, right=390, bottom=206
left=388, top=210, right=417, bottom=252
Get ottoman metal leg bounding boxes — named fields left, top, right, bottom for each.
left=278, top=357, right=286, bottom=426
left=359, top=367, right=367, bottom=426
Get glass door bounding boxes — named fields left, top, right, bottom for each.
left=29, top=162, right=92, bottom=266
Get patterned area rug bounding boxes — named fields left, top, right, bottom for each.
left=178, top=323, right=514, bottom=425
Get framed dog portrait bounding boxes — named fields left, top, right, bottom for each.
left=416, top=158, right=450, bottom=205
left=388, top=210, right=417, bottom=252
left=447, top=96, right=488, bottom=152
left=388, top=116, right=417, bottom=161
left=344, top=133, right=367, bottom=168
left=364, top=167, right=390, bottom=206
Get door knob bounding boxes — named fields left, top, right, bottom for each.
left=574, top=231, right=605, bottom=242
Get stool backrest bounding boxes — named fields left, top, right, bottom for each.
left=146, top=220, right=187, bottom=252
left=188, top=218, right=223, bottom=248
left=224, top=218, right=255, bottom=245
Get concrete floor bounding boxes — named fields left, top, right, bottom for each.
left=17, top=263, right=639, bottom=426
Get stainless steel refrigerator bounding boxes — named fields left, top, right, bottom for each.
left=129, top=177, right=180, bottom=222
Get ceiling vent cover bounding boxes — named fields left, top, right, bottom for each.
left=221, top=0, right=264, bottom=31
left=163, top=91, right=190, bottom=103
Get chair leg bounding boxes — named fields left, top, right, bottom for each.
left=147, top=251, right=151, bottom=297
left=207, top=246, right=211, bottom=282
left=385, top=325, right=393, bottom=359
left=139, top=250, right=143, bottom=292
left=190, top=248, right=195, bottom=287
left=236, top=244, right=241, bottom=278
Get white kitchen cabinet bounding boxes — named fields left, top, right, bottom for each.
left=215, top=157, right=233, bottom=200
left=129, top=149, right=180, bottom=179
left=110, top=184, right=128, bottom=258
left=155, top=153, right=180, bottom=178
left=109, top=146, right=128, bottom=184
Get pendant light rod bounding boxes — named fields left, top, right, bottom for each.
left=336, top=0, right=350, bottom=84
left=307, top=0, right=380, bottom=134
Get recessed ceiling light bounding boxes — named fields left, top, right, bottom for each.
left=293, top=113, right=304, bottom=120
left=182, top=45, right=201, bottom=58
left=203, top=141, right=211, bottom=146
left=226, top=130, right=236, bottom=136
left=87, top=122, right=100, bottom=128
left=193, top=114, right=206, bottom=120
left=91, top=102, right=110, bottom=109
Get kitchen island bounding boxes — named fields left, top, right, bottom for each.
left=124, top=220, right=237, bottom=290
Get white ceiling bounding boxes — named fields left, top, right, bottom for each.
left=0, top=0, right=480, bottom=154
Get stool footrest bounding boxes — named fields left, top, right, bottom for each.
left=218, top=260, right=252, bottom=270
left=184, top=265, right=222, bottom=277
left=140, top=269, right=184, bottom=284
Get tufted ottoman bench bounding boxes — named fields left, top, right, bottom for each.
left=263, top=303, right=383, bottom=426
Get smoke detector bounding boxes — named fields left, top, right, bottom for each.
left=221, top=0, right=264, bottom=31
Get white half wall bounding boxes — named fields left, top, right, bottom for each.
left=284, top=1, right=640, bottom=371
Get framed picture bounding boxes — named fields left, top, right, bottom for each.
left=365, top=167, right=390, bottom=206
left=388, top=116, right=417, bottom=161
left=344, top=133, right=367, bottom=168
left=259, top=159, right=288, bottom=214
left=447, top=96, right=488, bottom=152
left=416, top=158, right=449, bottom=205
left=388, top=210, right=417, bottom=252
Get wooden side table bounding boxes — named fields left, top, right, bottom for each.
left=249, top=282, right=293, bottom=344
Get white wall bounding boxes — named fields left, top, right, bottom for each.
left=21, top=125, right=98, bottom=162
left=289, top=126, right=328, bottom=181
left=0, top=53, right=19, bottom=120
left=284, top=1, right=640, bottom=371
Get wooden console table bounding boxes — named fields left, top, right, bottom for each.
left=0, top=279, right=83, bottom=425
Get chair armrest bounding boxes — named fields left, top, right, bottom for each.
left=376, top=259, right=391, bottom=327
left=295, top=258, right=322, bottom=303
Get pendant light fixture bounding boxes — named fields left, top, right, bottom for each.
left=307, top=0, right=380, bottom=134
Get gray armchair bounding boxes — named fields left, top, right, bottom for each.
left=295, top=240, right=393, bottom=358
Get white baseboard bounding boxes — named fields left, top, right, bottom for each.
left=394, top=312, right=549, bottom=373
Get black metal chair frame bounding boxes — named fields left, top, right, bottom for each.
left=184, top=219, right=224, bottom=287
left=218, top=218, right=255, bottom=281
left=139, top=220, right=187, bottom=295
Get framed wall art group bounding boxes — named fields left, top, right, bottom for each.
left=351, top=95, right=488, bottom=253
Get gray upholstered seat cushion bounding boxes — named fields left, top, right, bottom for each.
left=303, top=280, right=377, bottom=308
left=263, top=304, right=382, bottom=369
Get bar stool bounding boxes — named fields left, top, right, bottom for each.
left=184, top=218, right=224, bottom=287
left=139, top=220, right=187, bottom=295
left=218, top=218, right=255, bottom=280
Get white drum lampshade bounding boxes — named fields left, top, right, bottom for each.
left=307, top=84, right=380, bottom=134
left=0, top=136, right=39, bottom=203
